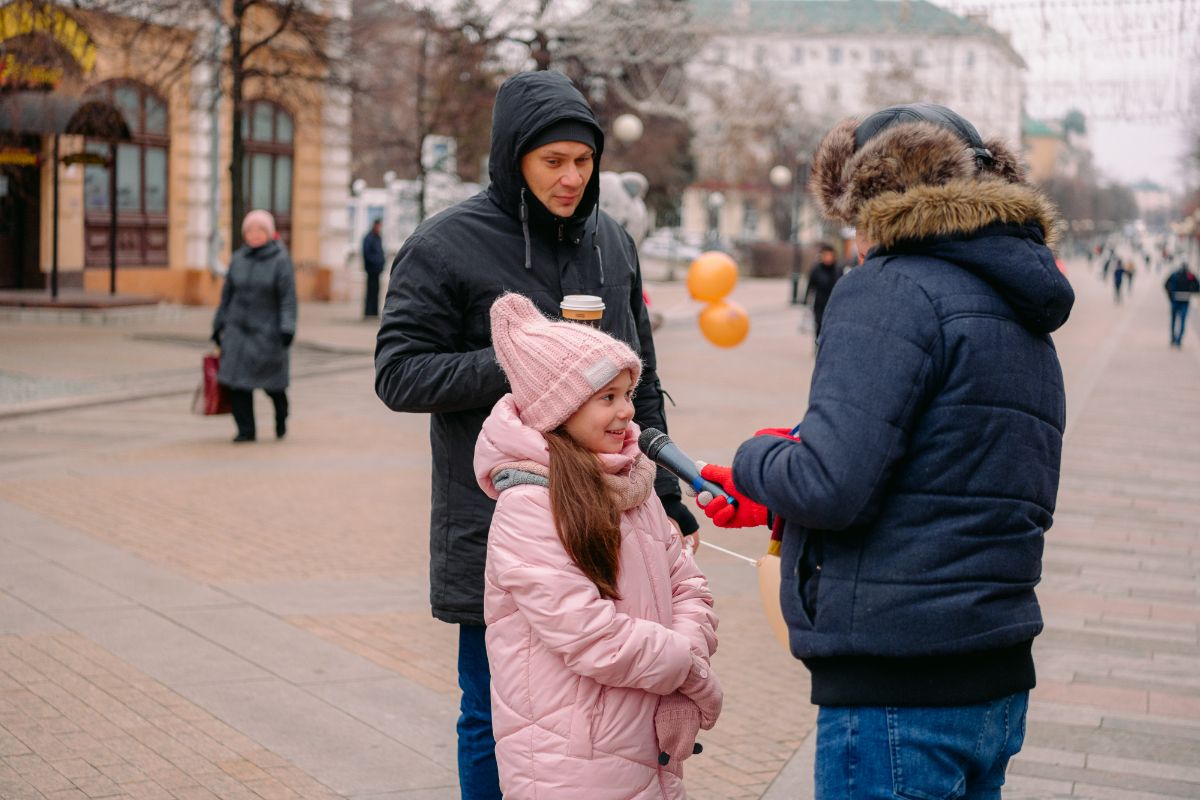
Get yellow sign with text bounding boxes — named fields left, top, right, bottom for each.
left=0, top=147, right=40, bottom=166
left=0, top=52, right=64, bottom=87
left=0, top=1, right=97, bottom=75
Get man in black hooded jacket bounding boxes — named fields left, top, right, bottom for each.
left=374, top=70, right=696, bottom=799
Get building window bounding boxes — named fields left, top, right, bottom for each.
left=871, top=47, right=887, bottom=65
left=792, top=45, right=804, bottom=65
left=755, top=44, right=767, bottom=66
left=965, top=49, right=976, bottom=70
left=242, top=100, right=294, bottom=247
left=828, top=84, right=840, bottom=103
left=84, top=81, right=169, bottom=267
left=829, top=46, right=842, bottom=65
left=913, top=47, right=928, bottom=68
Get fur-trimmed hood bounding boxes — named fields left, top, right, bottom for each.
left=859, top=179, right=1061, bottom=250
left=810, top=115, right=1060, bottom=245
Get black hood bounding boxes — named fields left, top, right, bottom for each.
left=487, top=71, right=605, bottom=229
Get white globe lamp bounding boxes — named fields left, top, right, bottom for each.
left=613, top=113, right=644, bottom=144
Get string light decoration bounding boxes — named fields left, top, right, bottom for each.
left=937, top=0, right=1199, bottom=124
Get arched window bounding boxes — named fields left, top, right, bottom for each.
left=242, top=100, right=293, bottom=247
left=84, top=81, right=169, bottom=267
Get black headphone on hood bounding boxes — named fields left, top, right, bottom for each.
left=855, top=102, right=995, bottom=169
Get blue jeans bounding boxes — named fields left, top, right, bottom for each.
left=1171, top=300, right=1190, bottom=345
left=457, top=624, right=502, bottom=799
left=815, top=692, right=1028, bottom=800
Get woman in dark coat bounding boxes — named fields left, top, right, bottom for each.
left=212, top=210, right=297, bottom=442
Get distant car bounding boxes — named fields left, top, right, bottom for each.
left=640, top=228, right=703, bottom=263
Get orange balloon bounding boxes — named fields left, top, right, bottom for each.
left=687, top=251, right=738, bottom=302
left=699, top=300, right=750, bottom=348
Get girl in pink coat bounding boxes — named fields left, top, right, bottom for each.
left=474, top=293, right=722, bottom=799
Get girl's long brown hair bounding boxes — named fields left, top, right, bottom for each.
left=546, top=429, right=622, bottom=600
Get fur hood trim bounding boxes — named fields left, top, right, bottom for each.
left=859, top=180, right=1062, bottom=249
left=810, top=117, right=1026, bottom=227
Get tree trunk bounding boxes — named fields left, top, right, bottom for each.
left=415, top=24, right=429, bottom=222
left=229, top=0, right=246, bottom=250
left=531, top=29, right=551, bottom=70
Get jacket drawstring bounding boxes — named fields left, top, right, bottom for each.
left=521, top=188, right=601, bottom=282
left=519, top=188, right=532, bottom=270
left=592, top=204, right=605, bottom=285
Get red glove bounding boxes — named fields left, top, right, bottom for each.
left=696, top=464, right=769, bottom=528
left=755, top=427, right=800, bottom=441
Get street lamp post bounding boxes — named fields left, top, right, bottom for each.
left=771, top=162, right=803, bottom=303
left=707, top=191, right=725, bottom=250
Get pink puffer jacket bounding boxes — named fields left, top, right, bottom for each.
left=475, top=395, right=719, bottom=799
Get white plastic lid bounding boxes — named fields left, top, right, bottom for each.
left=560, top=294, right=605, bottom=311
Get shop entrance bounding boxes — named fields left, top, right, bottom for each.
left=0, top=136, right=42, bottom=289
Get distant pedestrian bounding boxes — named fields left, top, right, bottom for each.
left=803, top=243, right=843, bottom=340
left=1102, top=248, right=1116, bottom=280
left=1114, top=259, right=1127, bottom=303
left=1165, top=262, right=1200, bottom=347
left=1126, top=259, right=1136, bottom=294
left=362, top=219, right=385, bottom=318
left=211, top=210, right=297, bottom=443
left=476, top=293, right=721, bottom=798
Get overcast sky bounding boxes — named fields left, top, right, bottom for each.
left=933, top=0, right=1198, bottom=192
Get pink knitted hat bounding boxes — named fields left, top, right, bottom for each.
left=490, top=293, right=642, bottom=432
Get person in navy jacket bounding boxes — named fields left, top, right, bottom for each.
left=697, top=104, right=1075, bottom=799
left=361, top=218, right=385, bottom=318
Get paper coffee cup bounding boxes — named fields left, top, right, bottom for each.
left=560, top=295, right=605, bottom=327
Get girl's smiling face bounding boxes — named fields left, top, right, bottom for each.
left=562, top=369, right=636, bottom=455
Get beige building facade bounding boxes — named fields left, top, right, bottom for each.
left=1, top=0, right=350, bottom=303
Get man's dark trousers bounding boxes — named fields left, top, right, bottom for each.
left=364, top=271, right=381, bottom=318
left=1171, top=299, right=1190, bottom=345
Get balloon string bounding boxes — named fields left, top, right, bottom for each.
left=693, top=540, right=758, bottom=566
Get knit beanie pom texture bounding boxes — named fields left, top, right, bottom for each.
left=490, top=293, right=642, bottom=432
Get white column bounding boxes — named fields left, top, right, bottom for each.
left=318, top=0, right=352, bottom=273
left=185, top=33, right=222, bottom=272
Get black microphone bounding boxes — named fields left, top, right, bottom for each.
left=638, top=427, right=735, bottom=506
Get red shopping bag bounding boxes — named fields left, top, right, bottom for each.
left=191, top=351, right=231, bottom=415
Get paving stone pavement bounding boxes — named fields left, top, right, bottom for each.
left=0, top=263, right=1196, bottom=799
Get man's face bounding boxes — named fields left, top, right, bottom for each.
left=520, top=140, right=594, bottom=218
left=820, top=250, right=836, bottom=266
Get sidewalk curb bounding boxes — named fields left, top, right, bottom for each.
left=762, top=727, right=815, bottom=799
left=0, top=358, right=373, bottom=421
